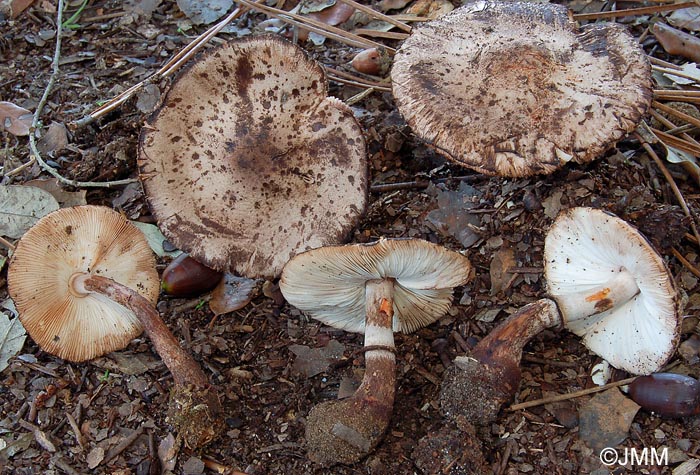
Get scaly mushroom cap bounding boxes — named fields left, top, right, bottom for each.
left=7, top=206, right=160, bottom=362
left=279, top=238, right=472, bottom=333
left=391, top=0, right=652, bottom=177
left=544, top=207, right=679, bottom=374
left=139, top=35, right=367, bottom=279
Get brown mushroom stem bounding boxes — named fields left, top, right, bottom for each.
left=440, top=298, right=561, bottom=426
left=75, top=273, right=224, bottom=448
left=305, top=278, right=396, bottom=465
left=552, top=269, right=639, bottom=323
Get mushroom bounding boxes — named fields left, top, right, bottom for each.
left=390, top=0, right=652, bottom=177
left=279, top=238, right=471, bottom=465
left=440, top=207, right=680, bottom=425
left=139, top=34, right=367, bottom=279
left=7, top=206, right=223, bottom=448
left=544, top=207, right=680, bottom=374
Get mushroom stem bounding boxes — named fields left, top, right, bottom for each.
left=76, top=273, right=224, bottom=448
left=551, top=269, right=639, bottom=326
left=440, top=298, right=561, bottom=426
left=305, top=278, right=396, bottom=465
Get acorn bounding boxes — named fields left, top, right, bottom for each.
left=161, top=253, right=223, bottom=297
left=628, top=373, right=700, bottom=418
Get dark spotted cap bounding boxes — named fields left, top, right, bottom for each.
left=391, top=0, right=652, bottom=177
left=138, top=35, right=368, bottom=278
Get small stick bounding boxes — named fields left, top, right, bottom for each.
left=0, top=235, right=15, bottom=252
left=65, top=412, right=86, bottom=449
left=573, top=2, right=696, bottom=21
left=336, top=0, right=411, bottom=32
left=671, top=247, right=700, bottom=278
left=634, top=131, right=700, bottom=251
left=202, top=457, right=250, bottom=475
left=324, top=66, right=392, bottom=90
left=652, top=65, right=700, bottom=84
left=369, top=175, right=480, bottom=193
left=353, top=29, right=410, bottom=40
left=509, top=377, right=638, bottom=411
left=653, top=100, right=700, bottom=130
left=650, top=127, right=700, bottom=155
left=102, top=426, right=145, bottom=465
left=235, top=0, right=393, bottom=52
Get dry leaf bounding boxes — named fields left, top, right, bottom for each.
left=86, top=446, right=105, bottom=469
left=0, top=185, right=60, bottom=239
left=24, top=179, right=87, bottom=207
left=653, top=23, right=700, bottom=63
left=289, top=340, right=345, bottom=377
left=37, top=121, right=68, bottom=155
left=158, top=433, right=179, bottom=472
left=0, top=314, right=27, bottom=373
left=489, top=246, right=516, bottom=296
left=0, top=101, right=32, bottom=136
left=209, top=274, right=257, bottom=316
left=176, top=0, right=233, bottom=25
left=578, top=387, right=641, bottom=451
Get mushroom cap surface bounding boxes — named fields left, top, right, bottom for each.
left=279, top=238, right=472, bottom=333
left=8, top=206, right=160, bottom=362
left=391, top=0, right=652, bottom=177
left=139, top=35, right=367, bottom=278
left=544, top=207, right=679, bottom=374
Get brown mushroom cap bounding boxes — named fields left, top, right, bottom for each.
left=391, top=0, right=652, bottom=177
left=139, top=35, right=368, bottom=278
left=7, top=206, right=160, bottom=362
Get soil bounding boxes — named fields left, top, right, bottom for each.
left=2, top=1, right=700, bottom=474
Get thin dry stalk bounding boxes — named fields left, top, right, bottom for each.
left=573, top=2, right=696, bottom=20
left=654, top=89, right=700, bottom=98
left=671, top=248, right=700, bottom=278
left=653, top=100, right=700, bottom=130
left=325, top=66, right=392, bottom=90
left=353, top=29, right=410, bottom=40
left=335, top=0, right=411, bottom=32
left=651, top=127, right=700, bottom=155
left=652, top=65, right=700, bottom=84
left=634, top=131, right=700, bottom=251
left=0, top=235, right=15, bottom=252
left=74, top=5, right=251, bottom=127
left=235, top=0, right=393, bottom=52
left=508, top=377, right=638, bottom=411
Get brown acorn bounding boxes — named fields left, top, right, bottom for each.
left=629, top=373, right=700, bottom=418
left=161, top=254, right=223, bottom=297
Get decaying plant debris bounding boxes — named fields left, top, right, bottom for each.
left=2, top=0, right=700, bottom=474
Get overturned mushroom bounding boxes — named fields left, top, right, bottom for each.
left=139, top=35, right=367, bottom=279
left=391, top=0, right=652, bottom=176
left=7, top=206, right=223, bottom=448
left=440, top=207, right=680, bottom=425
left=280, top=238, right=471, bottom=465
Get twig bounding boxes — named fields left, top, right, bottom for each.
left=202, top=457, right=250, bottom=475
left=650, top=127, right=700, bottom=155
left=652, top=65, right=700, bottom=84
left=0, top=235, right=15, bottom=252
left=336, top=0, right=411, bottom=32
left=653, top=100, right=700, bottom=130
left=17, top=0, right=137, bottom=188
left=671, top=247, right=700, bottom=278
left=102, top=426, right=145, bottom=465
left=353, top=29, right=410, bottom=40
left=73, top=5, right=252, bottom=128
left=508, top=377, right=638, bottom=411
left=369, top=175, right=480, bottom=193
left=235, top=0, right=393, bottom=53
left=572, top=2, right=696, bottom=20
left=65, top=412, right=86, bottom=450
left=633, top=130, right=700, bottom=251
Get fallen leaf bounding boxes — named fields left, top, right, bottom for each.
left=209, top=274, right=257, bottom=316
left=130, top=221, right=182, bottom=258
left=158, top=433, right=179, bottom=472
left=136, top=84, right=161, bottom=114
left=24, top=179, right=87, bottom=207
left=668, top=7, right=700, bottom=32
left=0, top=314, right=27, bottom=373
left=37, top=121, right=68, bottom=156
left=176, top=0, right=233, bottom=25
left=578, top=387, right=640, bottom=452
left=182, top=456, right=205, bottom=475
left=0, top=185, right=60, bottom=239
left=662, top=62, right=700, bottom=85
left=289, top=340, right=345, bottom=377
left=86, top=446, right=105, bottom=469
left=0, top=101, right=32, bottom=136
left=542, top=189, right=563, bottom=219
left=489, top=246, right=516, bottom=296
left=425, top=182, right=483, bottom=248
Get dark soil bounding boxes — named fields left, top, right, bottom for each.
left=1, top=1, right=700, bottom=474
